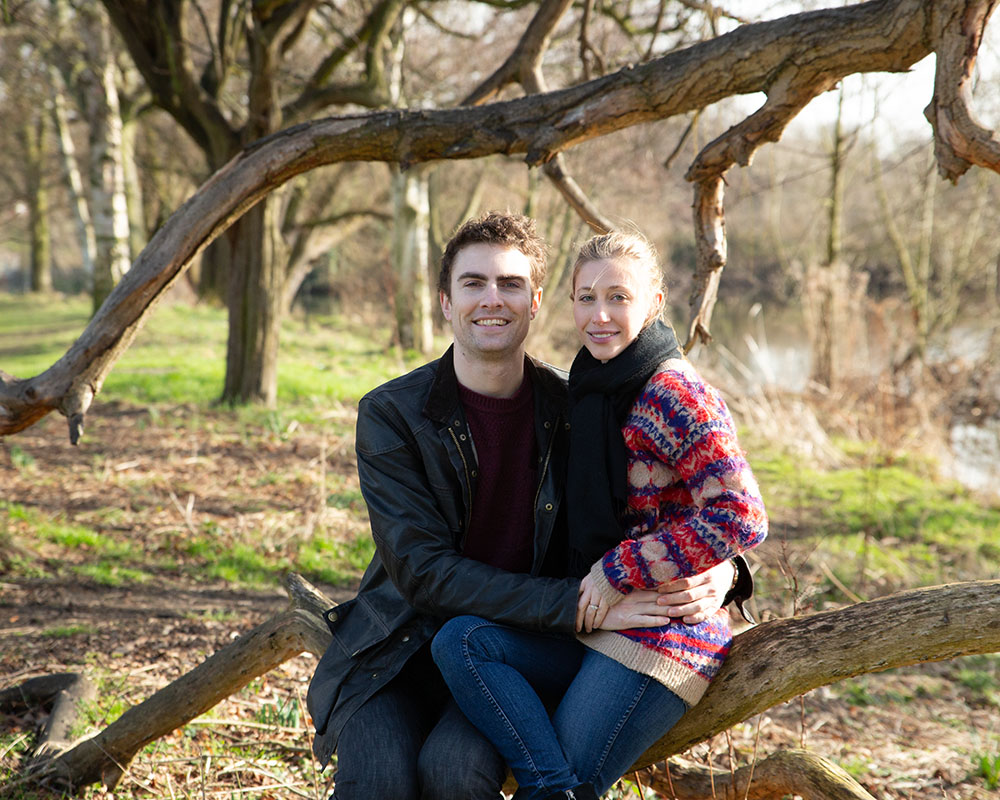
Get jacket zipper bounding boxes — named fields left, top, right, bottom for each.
left=448, top=426, right=474, bottom=533
left=533, top=414, right=558, bottom=514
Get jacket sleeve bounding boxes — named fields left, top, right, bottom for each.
left=590, top=370, right=767, bottom=605
left=356, top=394, right=579, bottom=633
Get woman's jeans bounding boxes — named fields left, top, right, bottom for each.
left=431, top=616, right=687, bottom=800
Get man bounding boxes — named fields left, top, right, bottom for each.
left=307, top=212, right=748, bottom=800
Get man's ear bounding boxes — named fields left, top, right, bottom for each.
left=530, top=286, right=543, bottom=320
left=440, top=289, right=452, bottom=321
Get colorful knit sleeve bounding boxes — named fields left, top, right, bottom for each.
left=590, top=368, right=767, bottom=604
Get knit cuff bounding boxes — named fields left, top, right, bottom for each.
left=590, top=560, right=627, bottom=607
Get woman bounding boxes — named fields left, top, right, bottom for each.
left=432, top=231, right=767, bottom=800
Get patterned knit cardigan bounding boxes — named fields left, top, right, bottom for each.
left=580, top=360, right=768, bottom=707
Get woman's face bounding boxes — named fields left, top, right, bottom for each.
left=573, top=258, right=662, bottom=363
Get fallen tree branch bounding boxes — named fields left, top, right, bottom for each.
left=19, top=576, right=334, bottom=793
left=643, top=749, right=877, bottom=800
left=643, top=579, right=1000, bottom=763
left=11, top=578, right=999, bottom=796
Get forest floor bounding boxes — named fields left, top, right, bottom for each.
left=2, top=401, right=999, bottom=800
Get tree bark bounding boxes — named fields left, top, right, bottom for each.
left=644, top=749, right=878, bottom=800
left=13, top=579, right=1000, bottom=796
left=22, top=114, right=53, bottom=294
left=392, top=164, right=434, bottom=353
left=84, top=9, right=132, bottom=315
left=49, top=63, right=97, bottom=280
left=3, top=0, right=1000, bottom=437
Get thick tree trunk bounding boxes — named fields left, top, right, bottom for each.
left=221, top=202, right=284, bottom=407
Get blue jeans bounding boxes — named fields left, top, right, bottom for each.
left=431, top=616, right=687, bottom=800
left=332, top=644, right=507, bottom=800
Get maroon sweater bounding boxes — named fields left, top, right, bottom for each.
left=458, top=377, right=537, bottom=573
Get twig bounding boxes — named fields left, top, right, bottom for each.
left=818, top=559, right=866, bottom=604
left=744, top=716, right=763, bottom=800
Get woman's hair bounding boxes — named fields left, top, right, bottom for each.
left=572, top=230, right=666, bottom=326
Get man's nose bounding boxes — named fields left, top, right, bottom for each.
left=481, top=284, right=503, bottom=306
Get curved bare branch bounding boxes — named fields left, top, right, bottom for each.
left=461, top=0, right=575, bottom=106
left=925, top=0, right=1000, bottom=181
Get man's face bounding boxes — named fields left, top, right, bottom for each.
left=440, top=243, right=542, bottom=362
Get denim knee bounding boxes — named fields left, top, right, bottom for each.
left=416, top=696, right=506, bottom=800
left=416, top=741, right=505, bottom=800
left=332, top=755, right=418, bottom=800
left=430, top=615, right=486, bottom=674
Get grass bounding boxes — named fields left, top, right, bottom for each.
left=745, top=434, right=1000, bottom=607
left=0, top=292, right=435, bottom=421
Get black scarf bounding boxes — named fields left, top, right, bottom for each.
left=565, top=320, right=683, bottom=577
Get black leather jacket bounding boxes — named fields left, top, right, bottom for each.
left=307, top=348, right=580, bottom=765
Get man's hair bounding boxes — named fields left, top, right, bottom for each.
left=438, top=211, right=547, bottom=296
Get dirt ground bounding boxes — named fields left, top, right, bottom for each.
left=1, top=403, right=997, bottom=799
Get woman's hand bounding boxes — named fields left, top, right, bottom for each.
left=597, top=590, right=677, bottom=630
left=656, top=560, right=736, bottom=624
left=576, top=574, right=609, bottom=633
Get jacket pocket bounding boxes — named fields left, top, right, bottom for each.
left=328, top=596, right=392, bottom=659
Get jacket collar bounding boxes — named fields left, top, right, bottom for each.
left=423, top=345, right=566, bottom=423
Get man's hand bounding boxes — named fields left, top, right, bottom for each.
left=576, top=574, right=609, bottom=633
left=656, top=560, right=735, bottom=624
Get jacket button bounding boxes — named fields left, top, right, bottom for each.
left=372, top=673, right=378, bottom=679
left=544, top=421, right=551, bottom=429
left=460, top=434, right=467, bottom=441
left=471, top=470, right=478, bottom=477
left=402, top=635, right=410, bottom=642
left=565, top=422, right=571, bottom=430
left=545, top=503, right=553, bottom=512
left=326, top=610, right=338, bottom=623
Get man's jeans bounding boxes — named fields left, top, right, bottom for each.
left=431, top=616, right=686, bottom=800
left=332, top=644, right=507, bottom=800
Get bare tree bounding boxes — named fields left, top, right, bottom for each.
left=1, top=0, right=999, bottom=434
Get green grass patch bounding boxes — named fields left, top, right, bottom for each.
left=746, top=435, right=1000, bottom=601
left=973, top=748, right=1000, bottom=790
left=0, top=292, right=435, bottom=414
left=41, top=624, right=98, bottom=638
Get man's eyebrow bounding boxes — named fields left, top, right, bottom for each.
left=456, top=272, right=527, bottom=283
